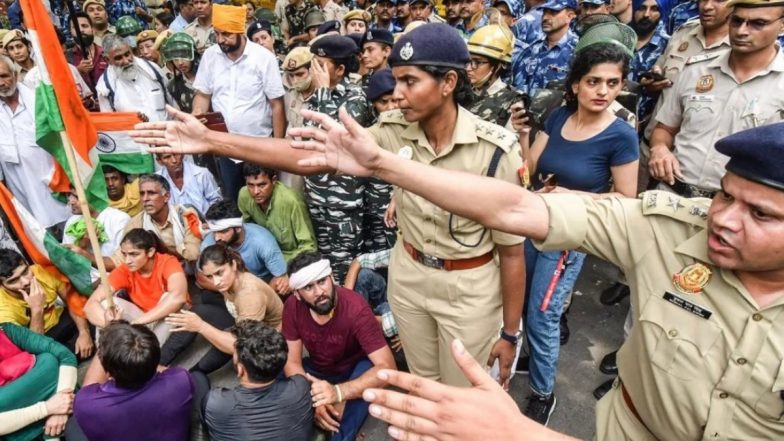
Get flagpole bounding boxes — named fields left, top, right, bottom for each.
left=58, top=132, right=114, bottom=309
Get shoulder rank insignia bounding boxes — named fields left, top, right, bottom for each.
left=689, top=205, right=708, bottom=219
left=667, top=195, right=684, bottom=212
left=672, top=263, right=712, bottom=295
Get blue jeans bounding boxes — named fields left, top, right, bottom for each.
left=524, top=240, right=586, bottom=396
left=303, top=358, right=373, bottom=441
left=354, top=268, right=391, bottom=315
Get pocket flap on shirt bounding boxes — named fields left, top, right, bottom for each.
left=772, top=359, right=784, bottom=393
left=639, top=295, right=722, bottom=357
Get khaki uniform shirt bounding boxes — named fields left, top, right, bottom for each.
left=184, top=20, right=215, bottom=53
left=536, top=191, right=784, bottom=440
left=284, top=88, right=310, bottom=134
left=655, top=49, right=784, bottom=191
left=367, top=107, right=524, bottom=259
left=321, top=0, right=347, bottom=22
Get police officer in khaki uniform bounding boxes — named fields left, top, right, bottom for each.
left=267, top=104, right=784, bottom=439
left=649, top=0, right=784, bottom=197
left=132, top=23, right=526, bottom=389
left=283, top=46, right=316, bottom=134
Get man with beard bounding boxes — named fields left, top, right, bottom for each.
left=443, top=0, right=464, bottom=27
left=459, top=0, right=490, bottom=36
left=200, top=200, right=290, bottom=295
left=83, top=0, right=115, bottom=46
left=282, top=251, right=395, bottom=440
left=96, top=34, right=175, bottom=121
left=2, top=31, right=34, bottom=82
left=511, top=0, right=578, bottom=95
left=192, top=4, right=286, bottom=201
left=649, top=0, right=784, bottom=196
left=155, top=152, right=222, bottom=215
left=630, top=0, right=671, bottom=121
left=370, top=0, right=402, bottom=33
left=0, top=55, right=71, bottom=233
left=67, top=11, right=109, bottom=95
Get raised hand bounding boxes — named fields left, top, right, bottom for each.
left=289, top=107, right=384, bottom=178
left=131, top=105, right=211, bottom=155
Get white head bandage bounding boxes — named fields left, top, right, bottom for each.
left=289, top=259, right=332, bottom=290
left=207, top=217, right=243, bottom=232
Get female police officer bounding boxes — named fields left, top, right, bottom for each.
left=132, top=23, right=525, bottom=388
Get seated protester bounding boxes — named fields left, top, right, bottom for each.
left=282, top=252, right=395, bottom=440
left=62, top=186, right=131, bottom=272
left=237, top=164, right=317, bottom=263
left=85, top=229, right=189, bottom=345
left=200, top=200, right=289, bottom=295
left=0, top=249, right=94, bottom=359
left=68, top=321, right=193, bottom=441
left=0, top=323, right=76, bottom=441
left=114, top=174, right=203, bottom=268
left=160, top=245, right=283, bottom=373
left=199, top=321, right=313, bottom=441
left=155, top=152, right=222, bottom=215
left=103, top=165, right=143, bottom=217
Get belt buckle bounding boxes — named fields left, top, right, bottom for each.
left=420, top=253, right=444, bottom=270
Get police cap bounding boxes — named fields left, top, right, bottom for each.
left=388, top=23, right=469, bottom=69
left=541, top=0, right=577, bottom=11
left=247, top=20, right=273, bottom=39
left=367, top=68, right=396, bottom=101
left=317, top=20, right=342, bottom=35
left=715, top=123, right=784, bottom=191
left=310, top=35, right=358, bottom=59
left=362, top=29, right=394, bottom=47
left=284, top=46, right=314, bottom=71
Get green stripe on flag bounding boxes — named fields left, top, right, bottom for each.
left=42, top=232, right=94, bottom=296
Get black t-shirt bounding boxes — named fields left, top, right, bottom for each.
left=204, top=375, right=313, bottom=441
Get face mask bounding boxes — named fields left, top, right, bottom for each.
left=80, top=34, right=94, bottom=47
left=293, top=76, right=312, bottom=93
left=472, top=69, right=494, bottom=91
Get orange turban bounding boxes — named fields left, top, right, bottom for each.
left=213, top=4, right=246, bottom=34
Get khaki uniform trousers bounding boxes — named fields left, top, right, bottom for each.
left=387, top=243, right=502, bottom=386
left=595, top=379, right=659, bottom=441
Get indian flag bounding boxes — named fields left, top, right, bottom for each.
left=20, top=0, right=153, bottom=211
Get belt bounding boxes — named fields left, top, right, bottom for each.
left=620, top=382, right=654, bottom=436
left=403, top=241, right=492, bottom=271
left=668, top=180, right=717, bottom=199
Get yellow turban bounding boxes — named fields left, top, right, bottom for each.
left=213, top=4, right=246, bottom=34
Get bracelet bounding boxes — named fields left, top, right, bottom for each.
left=334, top=384, right=343, bottom=404
left=499, top=329, right=519, bottom=346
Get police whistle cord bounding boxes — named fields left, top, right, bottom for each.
left=539, top=250, right=570, bottom=312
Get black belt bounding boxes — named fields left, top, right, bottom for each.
left=668, top=180, right=717, bottom=199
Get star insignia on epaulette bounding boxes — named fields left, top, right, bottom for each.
left=667, top=195, right=683, bottom=212
left=689, top=205, right=708, bottom=219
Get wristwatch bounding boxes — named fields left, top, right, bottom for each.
left=499, top=329, right=520, bottom=346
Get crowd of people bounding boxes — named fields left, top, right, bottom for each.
left=1, top=0, right=784, bottom=438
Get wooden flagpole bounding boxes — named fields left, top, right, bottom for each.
left=58, top=132, right=114, bottom=309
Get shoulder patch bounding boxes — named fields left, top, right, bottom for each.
left=685, top=52, right=723, bottom=65
left=640, top=190, right=710, bottom=227
left=474, top=117, right=518, bottom=152
left=378, top=109, right=411, bottom=126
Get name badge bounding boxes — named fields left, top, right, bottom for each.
left=663, top=291, right=713, bottom=320
left=687, top=94, right=714, bottom=103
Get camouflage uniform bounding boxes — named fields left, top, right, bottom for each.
left=285, top=2, right=317, bottom=39
left=469, top=78, right=523, bottom=127
left=304, top=78, right=373, bottom=282
left=167, top=72, right=196, bottom=113
left=510, top=5, right=545, bottom=51
left=511, top=29, right=578, bottom=95
left=667, top=0, right=699, bottom=34
left=631, top=24, right=670, bottom=121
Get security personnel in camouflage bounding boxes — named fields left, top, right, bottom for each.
left=467, top=23, right=523, bottom=127
left=162, top=32, right=198, bottom=113
left=667, top=0, right=699, bottom=34
left=305, top=35, right=373, bottom=282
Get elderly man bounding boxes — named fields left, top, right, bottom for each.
left=0, top=55, right=71, bottom=232
left=192, top=4, right=286, bottom=201
left=96, top=34, right=175, bottom=121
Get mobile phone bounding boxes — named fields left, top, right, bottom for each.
left=640, top=71, right=666, bottom=82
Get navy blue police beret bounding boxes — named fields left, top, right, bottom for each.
left=367, top=68, right=396, bottom=101
left=361, top=29, right=394, bottom=47
left=715, top=123, right=784, bottom=191
left=388, top=23, right=469, bottom=69
left=246, top=20, right=272, bottom=40
left=317, top=20, right=342, bottom=36
left=346, top=32, right=364, bottom=49
left=310, top=35, right=358, bottom=59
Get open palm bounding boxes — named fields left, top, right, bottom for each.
left=289, top=107, right=384, bottom=177
left=130, top=105, right=211, bottom=155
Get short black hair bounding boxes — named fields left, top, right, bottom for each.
left=102, top=164, right=128, bottom=179
left=232, top=321, right=288, bottom=383
left=138, top=173, right=171, bottom=193
left=73, top=11, right=93, bottom=26
left=198, top=243, right=246, bottom=272
left=287, top=251, right=324, bottom=276
left=205, top=200, right=243, bottom=221
left=564, top=43, right=629, bottom=110
left=121, top=228, right=168, bottom=254
left=241, top=162, right=278, bottom=180
left=176, top=0, right=193, bottom=7
left=0, top=249, right=26, bottom=280
left=98, top=321, right=161, bottom=389
left=155, top=11, right=175, bottom=27
left=420, top=65, right=475, bottom=109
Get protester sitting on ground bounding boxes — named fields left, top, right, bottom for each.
left=155, top=151, right=222, bottom=215
left=0, top=322, right=76, bottom=441
left=200, top=200, right=290, bottom=295
left=0, top=249, right=94, bottom=359
left=85, top=229, right=189, bottom=345
left=68, top=321, right=194, bottom=441
left=197, top=320, right=313, bottom=441
left=103, top=165, right=143, bottom=216
left=282, top=251, right=395, bottom=440
left=160, top=244, right=283, bottom=373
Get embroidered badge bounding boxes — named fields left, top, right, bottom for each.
left=317, top=48, right=326, bottom=57
left=672, top=263, right=712, bottom=295
left=696, top=74, right=714, bottom=93
left=399, top=145, right=413, bottom=160
left=689, top=205, right=708, bottom=219
left=287, top=59, right=297, bottom=69
left=667, top=195, right=683, bottom=212
left=400, top=42, right=414, bottom=61
left=678, top=41, right=689, bottom=52
left=646, top=192, right=658, bottom=208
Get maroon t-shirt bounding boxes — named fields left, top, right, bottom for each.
left=283, top=287, right=386, bottom=377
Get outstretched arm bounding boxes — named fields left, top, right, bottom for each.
left=290, top=108, right=551, bottom=241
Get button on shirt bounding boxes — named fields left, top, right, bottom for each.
left=194, top=41, right=285, bottom=138
left=654, top=49, right=784, bottom=191
left=157, top=161, right=222, bottom=215
left=511, top=30, right=577, bottom=95
left=535, top=191, right=784, bottom=441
